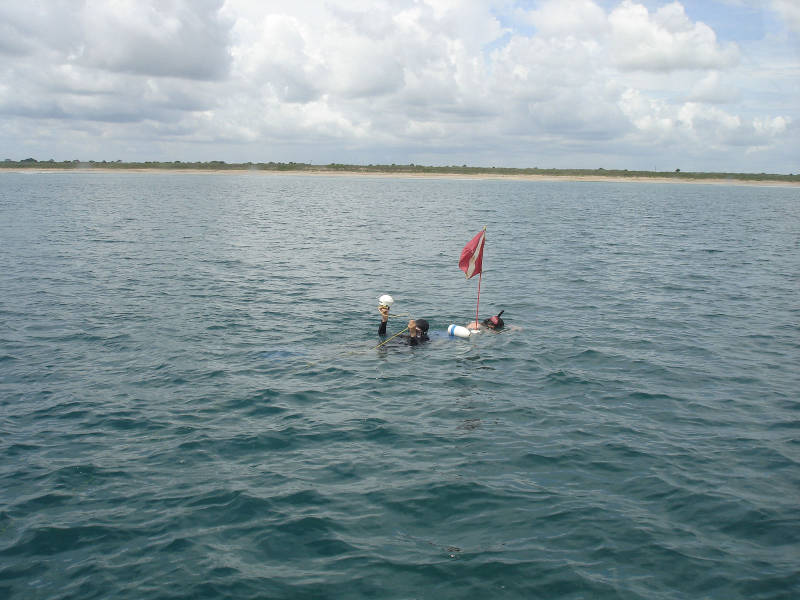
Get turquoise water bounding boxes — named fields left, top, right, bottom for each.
left=1, top=172, right=798, bottom=599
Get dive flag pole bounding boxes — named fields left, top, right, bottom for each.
left=475, top=270, right=482, bottom=330
left=459, top=226, right=486, bottom=329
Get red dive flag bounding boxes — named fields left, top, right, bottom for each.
left=459, top=227, right=486, bottom=279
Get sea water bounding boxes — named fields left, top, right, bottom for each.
left=1, top=172, right=798, bottom=599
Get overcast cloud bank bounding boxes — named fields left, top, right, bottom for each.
left=0, top=0, right=797, bottom=172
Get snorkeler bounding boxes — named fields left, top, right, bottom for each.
left=467, top=310, right=505, bottom=331
left=379, top=305, right=430, bottom=345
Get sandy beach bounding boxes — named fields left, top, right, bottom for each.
left=3, top=167, right=798, bottom=187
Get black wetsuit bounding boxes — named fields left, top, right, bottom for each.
left=378, top=320, right=429, bottom=345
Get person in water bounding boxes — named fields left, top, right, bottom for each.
left=467, top=310, right=505, bottom=331
left=379, top=305, right=429, bottom=345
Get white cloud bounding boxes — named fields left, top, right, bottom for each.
left=772, top=0, right=800, bottom=33
left=322, top=30, right=406, bottom=99
left=78, top=0, right=232, bottom=80
left=231, top=14, right=324, bottom=102
left=0, top=0, right=796, bottom=172
left=526, top=0, right=608, bottom=37
left=609, top=1, right=739, bottom=71
left=618, top=89, right=792, bottom=155
left=688, top=71, right=740, bottom=103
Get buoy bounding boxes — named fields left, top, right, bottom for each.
left=448, top=324, right=471, bottom=338
left=378, top=294, right=394, bottom=308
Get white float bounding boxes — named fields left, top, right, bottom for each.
left=447, top=324, right=471, bottom=338
left=378, top=294, right=394, bottom=308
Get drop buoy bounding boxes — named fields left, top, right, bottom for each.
left=448, top=324, right=471, bottom=338
left=378, top=294, right=394, bottom=308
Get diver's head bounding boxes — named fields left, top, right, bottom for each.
left=415, top=318, right=429, bottom=334
left=483, top=310, right=504, bottom=330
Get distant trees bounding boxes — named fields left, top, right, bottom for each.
left=0, top=159, right=798, bottom=182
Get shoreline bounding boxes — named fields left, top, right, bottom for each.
left=2, top=167, right=798, bottom=187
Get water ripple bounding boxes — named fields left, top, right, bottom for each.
left=1, top=174, right=798, bottom=599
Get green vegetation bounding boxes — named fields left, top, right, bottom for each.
left=2, top=158, right=798, bottom=183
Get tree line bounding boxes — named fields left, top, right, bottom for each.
left=2, top=158, right=798, bottom=182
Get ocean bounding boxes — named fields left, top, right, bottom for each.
left=1, top=172, right=798, bottom=599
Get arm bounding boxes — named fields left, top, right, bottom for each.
left=407, top=320, right=419, bottom=345
left=378, top=306, right=389, bottom=336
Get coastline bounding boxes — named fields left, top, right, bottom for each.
left=2, top=167, right=799, bottom=187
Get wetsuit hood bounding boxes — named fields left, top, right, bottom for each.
left=483, top=310, right=504, bottom=330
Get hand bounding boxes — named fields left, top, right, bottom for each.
left=407, top=319, right=416, bottom=335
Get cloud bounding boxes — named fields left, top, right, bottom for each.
left=771, top=0, right=800, bottom=33
left=0, top=1, right=232, bottom=80
left=0, top=21, right=35, bottom=57
left=314, top=25, right=406, bottom=99
left=618, top=88, right=791, bottom=153
left=78, top=0, right=232, bottom=80
left=230, top=14, right=324, bottom=103
left=687, top=71, right=740, bottom=103
left=0, top=0, right=796, bottom=172
left=609, top=1, right=739, bottom=71
left=526, top=0, right=608, bottom=37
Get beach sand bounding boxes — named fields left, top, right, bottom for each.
left=3, top=167, right=798, bottom=187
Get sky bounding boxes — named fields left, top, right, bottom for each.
left=1, top=0, right=798, bottom=173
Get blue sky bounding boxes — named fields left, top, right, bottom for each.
left=0, top=1, right=798, bottom=173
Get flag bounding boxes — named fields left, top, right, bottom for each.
left=459, top=227, right=485, bottom=279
